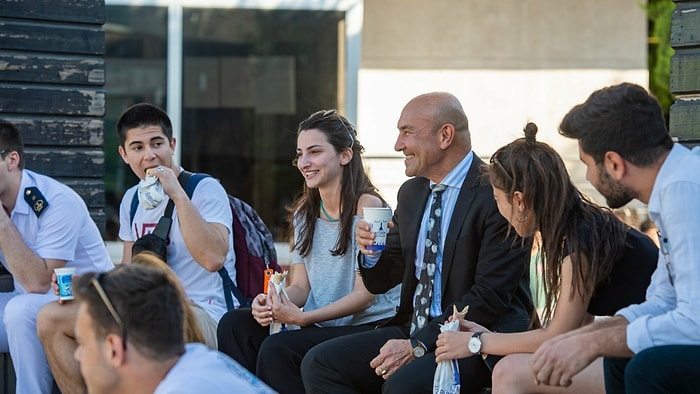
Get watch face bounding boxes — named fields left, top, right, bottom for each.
left=468, top=336, right=481, bottom=354
left=413, top=346, right=425, bottom=358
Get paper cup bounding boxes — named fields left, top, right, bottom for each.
left=54, top=267, right=77, bottom=301
left=363, top=207, right=392, bottom=251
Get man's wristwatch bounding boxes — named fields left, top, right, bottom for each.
left=410, top=337, right=426, bottom=358
left=468, top=332, right=483, bottom=355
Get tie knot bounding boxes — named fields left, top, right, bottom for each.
left=432, top=183, right=447, bottom=194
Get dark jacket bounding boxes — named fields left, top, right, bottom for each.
left=359, top=155, right=534, bottom=351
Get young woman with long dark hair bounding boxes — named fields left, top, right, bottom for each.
left=217, top=110, right=399, bottom=394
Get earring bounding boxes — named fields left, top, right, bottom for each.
left=516, top=215, right=528, bottom=223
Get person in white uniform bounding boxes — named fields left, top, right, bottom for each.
left=72, top=262, right=274, bottom=394
left=0, top=119, right=114, bottom=394
left=37, top=103, right=236, bottom=394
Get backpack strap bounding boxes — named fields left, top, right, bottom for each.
left=129, top=192, right=139, bottom=226
left=179, top=171, right=208, bottom=198
left=151, top=201, right=174, bottom=239
left=219, top=267, right=249, bottom=309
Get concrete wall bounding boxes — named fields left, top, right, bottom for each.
left=357, top=0, right=648, bottom=211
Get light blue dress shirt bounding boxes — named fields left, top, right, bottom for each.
left=616, top=144, right=700, bottom=352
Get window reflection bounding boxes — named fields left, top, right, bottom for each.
left=103, top=5, right=346, bottom=242
left=181, top=8, right=345, bottom=240
left=104, top=5, right=167, bottom=240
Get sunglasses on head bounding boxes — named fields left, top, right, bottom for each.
left=91, top=272, right=128, bottom=349
left=314, top=109, right=355, bottom=150
left=490, top=151, right=514, bottom=185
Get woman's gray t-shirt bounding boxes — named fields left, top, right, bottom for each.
left=292, top=216, right=400, bottom=327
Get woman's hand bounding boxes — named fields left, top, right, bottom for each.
left=435, top=331, right=472, bottom=362
left=435, top=319, right=492, bottom=362
left=269, top=284, right=306, bottom=326
left=251, top=291, right=273, bottom=327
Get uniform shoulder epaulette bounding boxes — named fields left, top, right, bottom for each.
left=24, top=187, right=49, bottom=217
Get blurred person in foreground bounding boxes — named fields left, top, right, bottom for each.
left=73, top=259, right=275, bottom=393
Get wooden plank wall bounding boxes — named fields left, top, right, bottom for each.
left=0, top=0, right=106, bottom=231
left=670, top=0, right=700, bottom=147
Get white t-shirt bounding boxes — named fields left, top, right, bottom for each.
left=154, top=344, right=277, bottom=394
left=3, top=170, right=113, bottom=293
left=119, top=173, right=236, bottom=321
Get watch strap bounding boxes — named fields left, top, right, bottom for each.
left=410, top=337, right=426, bottom=357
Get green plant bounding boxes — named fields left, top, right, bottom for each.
left=645, top=0, right=675, bottom=121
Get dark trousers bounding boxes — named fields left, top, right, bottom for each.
left=217, top=308, right=267, bottom=373
left=301, top=325, right=491, bottom=394
left=217, top=308, right=377, bottom=394
left=604, top=345, right=700, bottom=394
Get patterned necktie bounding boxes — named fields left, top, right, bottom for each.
left=410, top=183, right=447, bottom=335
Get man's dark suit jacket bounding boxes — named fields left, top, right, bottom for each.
left=359, top=155, right=534, bottom=351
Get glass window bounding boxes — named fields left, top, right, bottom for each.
left=181, top=8, right=345, bottom=240
left=104, top=5, right=167, bottom=240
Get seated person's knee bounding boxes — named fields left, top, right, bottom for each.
left=300, top=345, right=325, bottom=380
left=258, top=334, right=285, bottom=356
left=36, top=302, right=61, bottom=340
left=492, top=354, right=526, bottom=391
left=36, top=302, right=75, bottom=341
left=3, top=295, right=28, bottom=327
left=625, top=348, right=657, bottom=382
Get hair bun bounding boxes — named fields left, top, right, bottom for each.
left=523, top=122, right=538, bottom=143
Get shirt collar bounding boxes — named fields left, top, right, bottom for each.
left=429, top=151, right=474, bottom=191
left=648, top=143, right=690, bottom=216
left=12, top=169, right=34, bottom=216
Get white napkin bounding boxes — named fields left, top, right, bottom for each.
left=137, top=175, right=164, bottom=209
